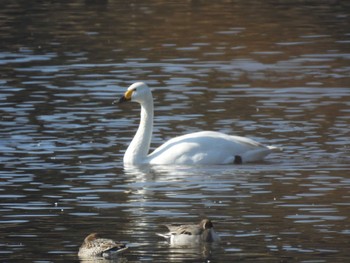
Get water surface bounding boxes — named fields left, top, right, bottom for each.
left=0, top=1, right=349, bottom=262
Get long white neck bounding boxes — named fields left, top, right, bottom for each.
left=123, top=97, right=153, bottom=165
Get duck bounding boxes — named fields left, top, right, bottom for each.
left=156, top=219, right=220, bottom=246
left=118, top=82, right=281, bottom=165
left=78, top=233, right=128, bottom=258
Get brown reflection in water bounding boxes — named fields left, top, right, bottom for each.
left=0, top=1, right=349, bottom=263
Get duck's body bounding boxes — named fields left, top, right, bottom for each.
left=78, top=233, right=128, bottom=259
left=156, top=219, right=220, bottom=246
left=118, top=82, right=281, bottom=166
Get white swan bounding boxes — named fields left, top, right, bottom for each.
left=118, top=82, right=280, bottom=165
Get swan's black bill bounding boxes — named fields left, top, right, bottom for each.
left=113, top=96, right=130, bottom=104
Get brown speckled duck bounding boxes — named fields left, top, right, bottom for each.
left=78, top=233, right=128, bottom=258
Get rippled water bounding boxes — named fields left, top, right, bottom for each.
left=1, top=1, right=350, bottom=262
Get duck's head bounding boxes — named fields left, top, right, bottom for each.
left=118, top=82, right=152, bottom=104
left=83, top=233, right=99, bottom=244
left=200, top=219, right=214, bottom=229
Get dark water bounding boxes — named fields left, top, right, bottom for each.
left=1, top=1, right=350, bottom=262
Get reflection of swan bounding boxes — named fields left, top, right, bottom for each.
left=78, top=233, right=128, bottom=259
left=118, top=82, right=281, bottom=166
left=156, top=219, right=220, bottom=246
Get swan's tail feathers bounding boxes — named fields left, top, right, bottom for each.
left=267, top=145, right=283, bottom=152
left=243, top=145, right=282, bottom=163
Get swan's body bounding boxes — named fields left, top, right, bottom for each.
left=156, top=219, right=220, bottom=246
left=118, top=82, right=280, bottom=165
left=78, top=233, right=128, bottom=259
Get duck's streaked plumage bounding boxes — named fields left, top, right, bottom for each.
left=78, top=233, right=128, bottom=258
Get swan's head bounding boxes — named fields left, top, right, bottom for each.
left=118, top=82, right=152, bottom=104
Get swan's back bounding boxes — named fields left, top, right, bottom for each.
left=147, top=131, right=278, bottom=165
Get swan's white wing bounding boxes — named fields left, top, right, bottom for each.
left=147, top=131, right=275, bottom=165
